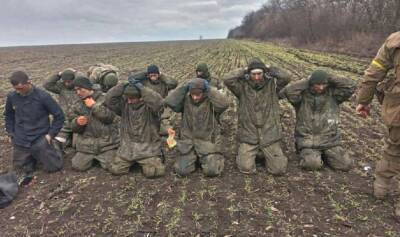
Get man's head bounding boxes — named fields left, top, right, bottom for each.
left=123, top=85, right=142, bottom=104
left=309, top=69, right=329, bottom=94
left=9, top=71, right=32, bottom=96
left=73, top=76, right=94, bottom=99
left=103, top=72, right=118, bottom=91
left=247, top=58, right=267, bottom=83
left=196, top=63, right=210, bottom=79
left=61, top=69, right=76, bottom=89
left=147, top=64, right=160, bottom=82
left=189, top=78, right=207, bottom=104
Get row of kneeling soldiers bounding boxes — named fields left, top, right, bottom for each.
left=4, top=32, right=400, bottom=219
left=4, top=60, right=355, bottom=178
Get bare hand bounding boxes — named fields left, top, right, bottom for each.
left=45, top=134, right=52, bottom=144
left=76, top=116, right=89, bottom=126
left=356, top=104, right=370, bottom=118
left=84, top=97, right=96, bottom=108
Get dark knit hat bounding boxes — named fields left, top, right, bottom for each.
left=73, top=76, right=93, bottom=90
left=147, top=64, right=160, bottom=74
left=247, top=57, right=267, bottom=73
left=61, top=69, right=75, bottom=81
left=9, top=71, right=29, bottom=85
left=189, top=78, right=206, bottom=93
left=309, top=70, right=329, bottom=85
left=123, top=85, right=141, bottom=97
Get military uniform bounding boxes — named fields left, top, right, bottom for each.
left=132, top=69, right=178, bottom=136
left=164, top=78, right=230, bottom=177
left=280, top=73, right=356, bottom=170
left=196, top=63, right=223, bottom=90
left=105, top=83, right=166, bottom=178
left=69, top=91, right=119, bottom=171
left=224, top=58, right=291, bottom=175
left=357, top=31, right=400, bottom=218
left=43, top=70, right=80, bottom=150
left=87, top=63, right=119, bottom=92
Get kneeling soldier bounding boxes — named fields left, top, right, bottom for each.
left=105, top=77, right=166, bottom=178
left=280, top=69, right=355, bottom=171
left=164, top=78, right=229, bottom=177
left=69, top=76, right=119, bottom=171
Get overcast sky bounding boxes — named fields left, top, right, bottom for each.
left=0, top=0, right=265, bottom=46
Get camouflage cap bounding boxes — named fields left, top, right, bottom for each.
left=196, top=63, right=210, bottom=79
left=103, top=73, right=118, bottom=87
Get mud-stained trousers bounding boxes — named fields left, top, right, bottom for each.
left=71, top=149, right=116, bottom=172
left=13, top=136, right=63, bottom=178
left=109, top=156, right=165, bottom=178
left=299, top=146, right=352, bottom=171
left=374, top=126, right=400, bottom=217
left=236, top=142, right=287, bottom=175
left=174, top=149, right=224, bottom=177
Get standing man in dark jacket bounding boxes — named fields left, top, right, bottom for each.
left=224, top=58, right=291, bottom=175
left=195, top=63, right=222, bottom=90
left=164, top=78, right=230, bottom=177
left=280, top=69, right=356, bottom=171
left=4, top=71, right=64, bottom=185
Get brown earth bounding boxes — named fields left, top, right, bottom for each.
left=0, top=40, right=399, bottom=236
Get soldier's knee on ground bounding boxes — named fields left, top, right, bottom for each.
left=71, top=153, right=93, bottom=172
left=202, top=155, right=224, bottom=177
left=142, top=163, right=166, bottom=178
left=324, top=147, right=352, bottom=171
left=300, top=149, right=323, bottom=170
left=108, top=156, right=131, bottom=175
left=263, top=143, right=287, bottom=175
left=236, top=145, right=257, bottom=174
left=174, top=153, right=196, bottom=177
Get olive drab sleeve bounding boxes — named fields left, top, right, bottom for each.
left=161, top=75, right=178, bottom=90
left=141, top=87, right=163, bottom=113
left=357, top=35, right=396, bottom=105
left=69, top=103, right=87, bottom=134
left=91, top=96, right=116, bottom=125
left=207, top=87, right=230, bottom=114
left=269, top=66, right=291, bottom=93
left=104, top=83, right=125, bottom=116
left=43, top=74, right=63, bottom=94
left=329, top=76, right=357, bottom=104
left=279, top=79, right=309, bottom=106
left=163, top=82, right=189, bottom=113
left=223, top=68, right=246, bottom=98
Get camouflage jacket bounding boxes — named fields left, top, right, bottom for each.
left=69, top=91, right=119, bottom=154
left=133, top=71, right=178, bottom=98
left=224, top=67, right=291, bottom=147
left=105, top=83, right=163, bottom=161
left=164, top=83, right=230, bottom=156
left=88, top=63, right=119, bottom=90
left=357, top=31, right=400, bottom=126
left=280, top=77, right=356, bottom=149
left=43, top=73, right=80, bottom=119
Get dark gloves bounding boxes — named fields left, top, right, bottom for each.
left=128, top=75, right=144, bottom=90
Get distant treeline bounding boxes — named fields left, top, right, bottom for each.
left=228, top=0, right=400, bottom=56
